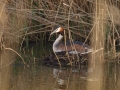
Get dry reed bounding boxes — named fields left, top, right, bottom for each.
left=0, top=0, right=120, bottom=90
left=0, top=0, right=119, bottom=64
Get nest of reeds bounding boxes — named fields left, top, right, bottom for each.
left=42, top=52, right=89, bottom=67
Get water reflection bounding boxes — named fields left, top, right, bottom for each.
left=52, top=66, right=88, bottom=90
left=11, top=64, right=101, bottom=90
left=11, top=65, right=89, bottom=90
left=0, top=47, right=17, bottom=90
left=2, top=63, right=119, bottom=90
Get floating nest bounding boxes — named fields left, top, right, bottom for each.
left=42, top=52, right=89, bottom=67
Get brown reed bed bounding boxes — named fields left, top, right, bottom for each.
left=0, top=0, right=119, bottom=65
left=0, top=1, right=120, bottom=90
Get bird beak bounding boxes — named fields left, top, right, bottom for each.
left=50, top=28, right=58, bottom=35
left=49, top=29, right=57, bottom=41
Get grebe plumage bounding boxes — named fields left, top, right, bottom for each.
left=50, top=26, right=92, bottom=54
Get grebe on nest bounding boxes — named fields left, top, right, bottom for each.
left=50, top=26, right=92, bottom=54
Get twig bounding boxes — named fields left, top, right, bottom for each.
left=2, top=44, right=26, bottom=64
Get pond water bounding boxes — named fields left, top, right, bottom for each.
left=0, top=44, right=120, bottom=90
left=1, top=62, right=120, bottom=90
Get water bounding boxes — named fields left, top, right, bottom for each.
left=11, top=65, right=87, bottom=90
left=0, top=44, right=120, bottom=90
left=0, top=62, right=119, bottom=90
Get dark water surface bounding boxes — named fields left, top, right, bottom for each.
left=7, top=63, right=120, bottom=90
left=11, top=64, right=87, bottom=90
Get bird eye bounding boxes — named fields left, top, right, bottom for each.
left=55, top=28, right=59, bottom=32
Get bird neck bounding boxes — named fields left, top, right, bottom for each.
left=53, top=34, right=63, bottom=52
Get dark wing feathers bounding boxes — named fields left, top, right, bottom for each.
left=56, top=41, right=89, bottom=52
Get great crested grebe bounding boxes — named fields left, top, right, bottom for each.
left=50, top=26, right=92, bottom=54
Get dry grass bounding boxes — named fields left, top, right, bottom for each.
left=0, top=0, right=119, bottom=64
left=0, top=0, right=120, bottom=90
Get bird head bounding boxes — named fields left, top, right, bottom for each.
left=50, top=26, right=64, bottom=35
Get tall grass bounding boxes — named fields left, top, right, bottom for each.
left=0, top=0, right=120, bottom=90
left=87, top=0, right=106, bottom=90
left=0, top=0, right=120, bottom=63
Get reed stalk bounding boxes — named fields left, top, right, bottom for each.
left=0, top=0, right=119, bottom=65
left=87, top=0, right=107, bottom=90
